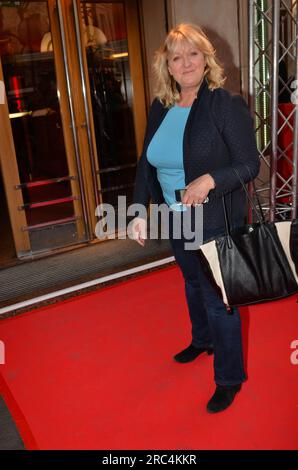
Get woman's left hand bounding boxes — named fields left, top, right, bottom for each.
left=182, top=173, right=215, bottom=206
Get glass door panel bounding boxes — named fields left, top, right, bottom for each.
left=79, top=0, right=142, bottom=209
left=0, top=165, right=15, bottom=264
left=0, top=0, right=87, bottom=253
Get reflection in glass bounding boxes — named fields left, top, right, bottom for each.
left=80, top=1, right=137, bottom=208
left=0, top=1, right=85, bottom=251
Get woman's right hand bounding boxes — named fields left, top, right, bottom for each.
left=130, top=217, right=147, bottom=247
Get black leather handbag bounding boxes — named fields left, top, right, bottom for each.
left=199, top=170, right=298, bottom=308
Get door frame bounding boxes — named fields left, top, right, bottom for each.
left=0, top=0, right=147, bottom=260
left=56, top=0, right=148, bottom=240
left=0, top=59, right=30, bottom=256
left=71, top=0, right=147, bottom=222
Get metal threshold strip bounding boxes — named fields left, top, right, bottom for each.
left=0, top=257, right=175, bottom=316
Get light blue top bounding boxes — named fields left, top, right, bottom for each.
left=147, top=105, right=191, bottom=211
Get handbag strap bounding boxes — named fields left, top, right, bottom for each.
left=243, top=164, right=265, bottom=221
left=221, top=195, right=231, bottom=236
left=221, top=195, right=233, bottom=248
left=220, top=167, right=265, bottom=242
left=209, top=93, right=265, bottom=227
left=232, top=168, right=265, bottom=224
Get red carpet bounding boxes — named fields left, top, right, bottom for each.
left=0, top=265, right=297, bottom=450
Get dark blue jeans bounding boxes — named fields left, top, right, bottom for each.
left=168, top=208, right=246, bottom=386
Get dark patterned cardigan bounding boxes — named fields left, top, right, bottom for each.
left=133, top=78, right=260, bottom=235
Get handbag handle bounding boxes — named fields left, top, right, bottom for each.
left=221, top=166, right=266, bottom=243
left=221, top=194, right=233, bottom=248
left=243, top=163, right=265, bottom=221
left=232, top=167, right=265, bottom=224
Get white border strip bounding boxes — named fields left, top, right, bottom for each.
left=0, top=257, right=175, bottom=315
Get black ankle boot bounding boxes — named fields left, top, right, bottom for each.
left=174, top=344, right=213, bottom=363
left=207, top=384, right=242, bottom=413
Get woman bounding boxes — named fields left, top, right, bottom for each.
left=131, top=23, right=260, bottom=413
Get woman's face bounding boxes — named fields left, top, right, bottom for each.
left=167, top=41, right=205, bottom=92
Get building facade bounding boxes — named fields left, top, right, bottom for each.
left=0, top=0, right=258, bottom=267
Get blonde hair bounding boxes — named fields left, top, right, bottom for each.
left=153, top=23, right=226, bottom=107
